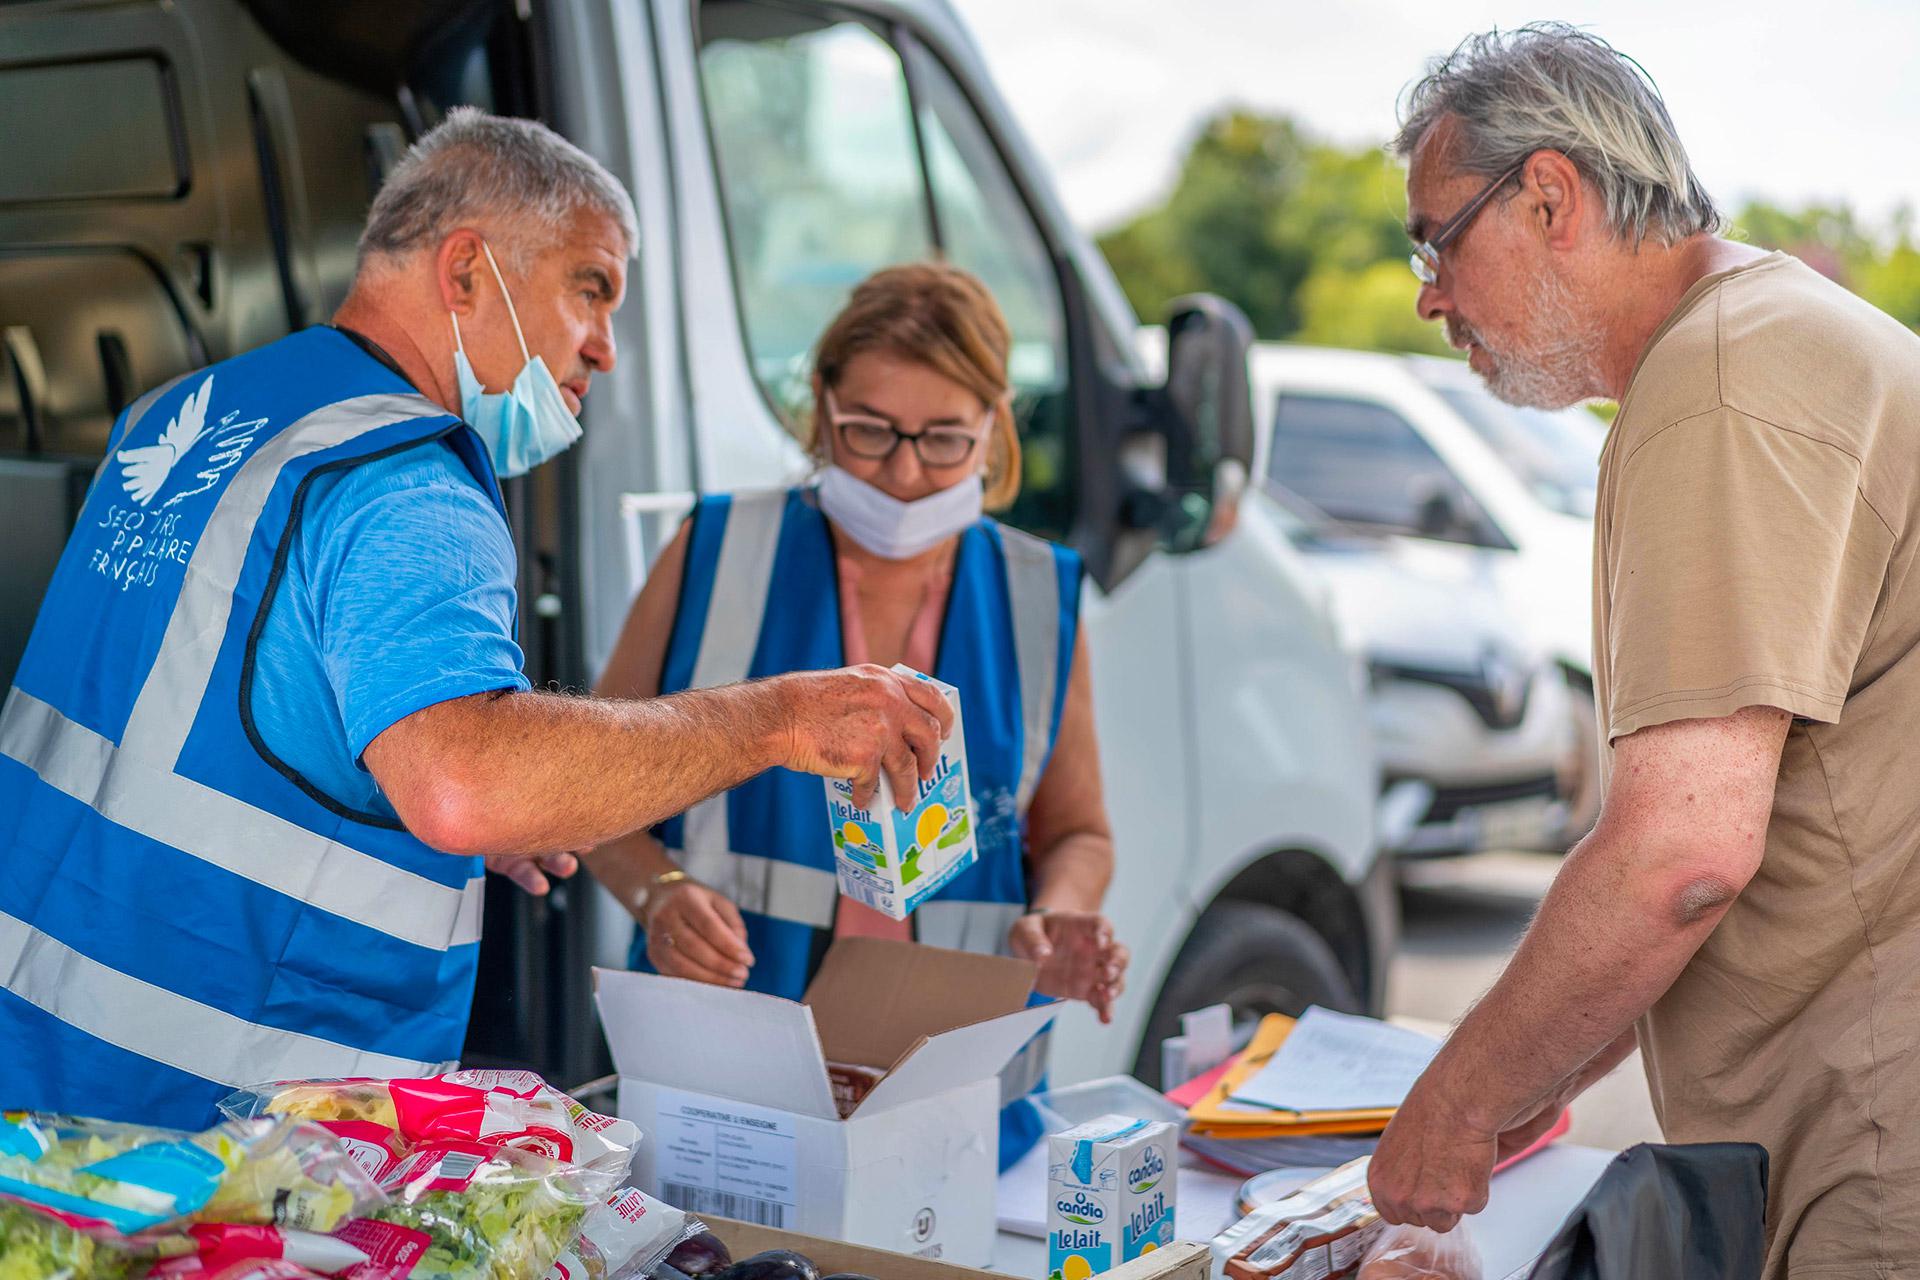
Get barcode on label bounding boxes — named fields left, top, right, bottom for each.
left=435, top=1151, right=484, bottom=1180
left=660, top=1183, right=789, bottom=1228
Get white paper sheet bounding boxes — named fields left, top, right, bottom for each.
left=1228, top=1006, right=1442, bottom=1113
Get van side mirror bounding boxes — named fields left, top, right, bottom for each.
left=1150, top=295, right=1254, bottom=551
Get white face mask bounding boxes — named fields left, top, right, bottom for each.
left=817, top=465, right=984, bottom=560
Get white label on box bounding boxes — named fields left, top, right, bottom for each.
left=653, top=1088, right=799, bottom=1228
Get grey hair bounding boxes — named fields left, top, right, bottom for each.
left=1394, top=23, right=1720, bottom=246
left=358, top=106, right=637, bottom=270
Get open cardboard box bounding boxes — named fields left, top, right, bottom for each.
left=706, top=1216, right=1210, bottom=1280
left=596, top=938, right=1058, bottom=1266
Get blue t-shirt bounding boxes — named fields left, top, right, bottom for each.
left=248, top=437, right=530, bottom=821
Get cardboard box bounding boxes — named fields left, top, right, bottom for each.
left=823, top=666, right=978, bottom=920
left=595, top=939, right=1057, bottom=1267
left=1047, top=1115, right=1178, bottom=1279
left=705, top=1216, right=1208, bottom=1280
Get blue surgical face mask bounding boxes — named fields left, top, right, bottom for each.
left=449, top=241, right=582, bottom=478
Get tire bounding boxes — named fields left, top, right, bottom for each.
left=1556, top=680, right=1603, bottom=850
left=1130, top=900, right=1361, bottom=1088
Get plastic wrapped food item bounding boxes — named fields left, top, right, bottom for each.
left=221, top=1072, right=637, bottom=1181
left=0, top=1113, right=380, bottom=1280
left=1355, top=1223, right=1482, bottom=1279
left=221, top=1073, right=639, bottom=1280
left=0, top=1198, right=142, bottom=1280
left=0, top=1113, right=379, bottom=1240
left=1215, top=1160, right=1386, bottom=1280
left=542, top=1188, right=706, bottom=1280
left=823, top=1066, right=884, bottom=1120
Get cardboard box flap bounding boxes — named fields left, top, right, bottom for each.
left=593, top=967, right=839, bottom=1120
left=853, top=1001, right=1058, bottom=1117
left=806, top=937, right=1038, bottom=1069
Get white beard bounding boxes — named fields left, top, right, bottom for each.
left=1452, top=271, right=1604, bottom=410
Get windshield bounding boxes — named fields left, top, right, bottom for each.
left=1433, top=386, right=1604, bottom=518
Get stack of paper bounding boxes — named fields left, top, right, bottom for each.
left=1176, top=1007, right=1440, bottom=1139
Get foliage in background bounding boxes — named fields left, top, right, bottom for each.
left=1098, top=107, right=1920, bottom=357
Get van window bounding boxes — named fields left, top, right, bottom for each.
left=1270, top=393, right=1500, bottom=545
left=698, top=1, right=1074, bottom=538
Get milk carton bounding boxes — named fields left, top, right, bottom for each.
left=822, top=665, right=978, bottom=921
left=1048, top=1115, right=1178, bottom=1280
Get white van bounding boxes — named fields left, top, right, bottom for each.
left=1252, top=344, right=1605, bottom=846
left=0, top=0, right=1391, bottom=1088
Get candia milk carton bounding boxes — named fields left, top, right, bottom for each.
left=1048, top=1114, right=1178, bottom=1279
left=822, top=665, right=977, bottom=921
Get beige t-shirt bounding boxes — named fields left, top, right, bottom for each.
left=1594, top=251, right=1920, bottom=1278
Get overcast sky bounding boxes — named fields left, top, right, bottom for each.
left=951, top=0, right=1920, bottom=237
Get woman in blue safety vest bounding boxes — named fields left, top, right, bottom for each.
left=591, top=263, right=1128, bottom=1171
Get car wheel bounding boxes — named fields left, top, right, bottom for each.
left=1557, top=679, right=1602, bottom=849
left=1130, top=900, right=1361, bottom=1088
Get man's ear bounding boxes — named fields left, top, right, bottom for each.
left=1524, top=150, right=1585, bottom=250
left=438, top=229, right=487, bottom=314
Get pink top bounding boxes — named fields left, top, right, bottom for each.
left=832, top=550, right=954, bottom=942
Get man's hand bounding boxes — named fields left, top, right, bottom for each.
left=1367, top=1078, right=1498, bottom=1233
left=1007, top=911, right=1130, bottom=1024
left=484, top=852, right=578, bottom=895
left=642, top=879, right=755, bottom=988
left=773, top=665, right=954, bottom=810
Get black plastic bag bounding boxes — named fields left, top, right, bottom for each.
left=1526, top=1143, right=1768, bottom=1280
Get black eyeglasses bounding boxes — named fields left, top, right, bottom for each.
left=1410, top=160, right=1525, bottom=285
left=823, top=390, right=988, bottom=469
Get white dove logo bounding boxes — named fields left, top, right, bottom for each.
left=116, top=375, right=214, bottom=507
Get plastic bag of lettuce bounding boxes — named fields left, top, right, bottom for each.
left=0, top=1112, right=378, bottom=1280
left=221, top=1071, right=640, bottom=1280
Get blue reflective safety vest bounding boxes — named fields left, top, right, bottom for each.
left=630, top=488, right=1082, bottom=1170
left=0, top=327, right=501, bottom=1127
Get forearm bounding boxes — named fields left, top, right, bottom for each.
left=587, top=827, right=678, bottom=917
left=378, top=682, right=788, bottom=856
left=1416, top=835, right=1716, bottom=1133
left=1027, top=831, right=1114, bottom=914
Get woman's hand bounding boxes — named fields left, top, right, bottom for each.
left=1008, top=910, right=1130, bottom=1024
left=642, top=879, right=755, bottom=987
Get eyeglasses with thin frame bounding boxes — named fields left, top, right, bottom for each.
left=824, top=390, right=989, bottom=469
left=1409, top=161, right=1525, bottom=286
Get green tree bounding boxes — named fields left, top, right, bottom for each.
left=1098, top=108, right=1920, bottom=359
left=1097, top=110, right=1410, bottom=337
left=1293, top=260, right=1451, bottom=356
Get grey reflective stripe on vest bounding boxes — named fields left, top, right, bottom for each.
left=1, top=690, right=485, bottom=951
left=4, top=390, right=486, bottom=953
left=679, top=491, right=788, bottom=868
left=122, top=392, right=452, bottom=766
left=916, top=900, right=1025, bottom=957
left=998, top=525, right=1062, bottom=813
left=0, top=909, right=446, bottom=1085
left=678, top=847, right=838, bottom=931
left=1000, top=1024, right=1053, bottom=1108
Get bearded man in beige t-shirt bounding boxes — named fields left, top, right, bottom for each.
left=1364, top=24, right=1920, bottom=1279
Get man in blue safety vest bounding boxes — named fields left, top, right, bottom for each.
left=0, top=107, right=952, bottom=1126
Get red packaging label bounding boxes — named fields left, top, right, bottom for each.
left=319, top=1121, right=406, bottom=1182
left=333, top=1218, right=430, bottom=1279
left=383, top=1141, right=494, bottom=1195
left=388, top=1073, right=576, bottom=1162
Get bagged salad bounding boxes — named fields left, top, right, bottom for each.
left=220, top=1072, right=639, bottom=1280
left=543, top=1188, right=707, bottom=1280
left=0, top=1112, right=380, bottom=1280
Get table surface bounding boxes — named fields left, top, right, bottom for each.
left=989, top=1142, right=1618, bottom=1280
